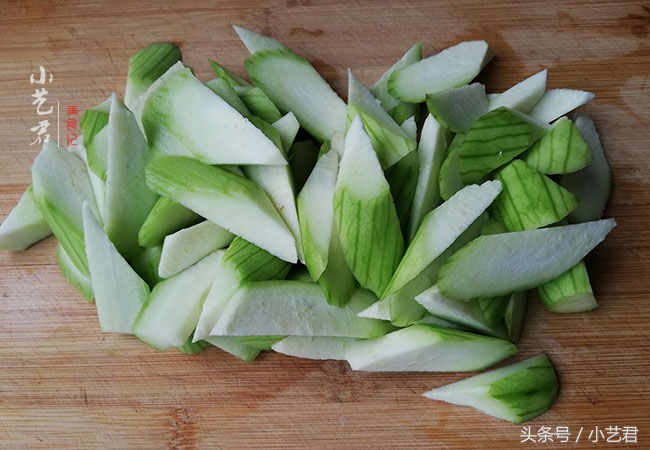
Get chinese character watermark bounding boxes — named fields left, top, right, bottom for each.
left=521, top=425, right=638, bottom=444
left=29, top=65, right=57, bottom=146
left=66, top=104, right=79, bottom=147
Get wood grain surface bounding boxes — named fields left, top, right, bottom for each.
left=1, top=1, right=649, bottom=448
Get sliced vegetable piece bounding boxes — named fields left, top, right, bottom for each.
left=455, top=107, right=549, bottom=186
left=370, top=41, right=422, bottom=124
left=388, top=40, right=493, bottom=103
left=272, top=336, right=359, bottom=361
left=0, top=186, right=51, bottom=250
left=491, top=159, right=578, bottom=231
left=132, top=250, right=225, bottom=350
left=83, top=203, right=149, bottom=334
left=384, top=181, right=501, bottom=298
left=146, top=155, right=298, bottom=263
left=437, top=219, right=616, bottom=300
left=56, top=243, right=93, bottom=301
left=124, top=42, right=182, bottom=108
left=424, top=353, right=558, bottom=423
left=158, top=220, right=234, bottom=278
left=104, top=94, right=159, bottom=260
left=203, top=77, right=252, bottom=118
left=426, top=83, right=488, bottom=133
left=523, top=117, right=592, bottom=174
left=209, top=59, right=252, bottom=87
left=245, top=48, right=347, bottom=142
left=31, top=141, right=100, bottom=279
left=560, top=115, right=612, bottom=223
left=235, top=85, right=282, bottom=123
left=408, top=114, right=449, bottom=242
left=348, top=70, right=417, bottom=169
left=538, top=260, right=598, bottom=313
left=385, top=150, right=419, bottom=234
left=528, top=88, right=595, bottom=124
left=142, top=67, right=286, bottom=165
left=345, top=324, right=516, bottom=372
left=487, top=69, right=547, bottom=113
left=333, top=116, right=404, bottom=297
left=504, top=291, right=528, bottom=342
left=233, top=25, right=289, bottom=54
left=211, top=281, right=393, bottom=338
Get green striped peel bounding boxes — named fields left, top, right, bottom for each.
left=523, top=117, right=592, bottom=174
left=456, top=107, right=548, bottom=185
left=491, top=160, right=578, bottom=231
left=538, top=260, right=598, bottom=313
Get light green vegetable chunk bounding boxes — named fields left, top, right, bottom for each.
left=426, top=83, right=488, bottom=133
left=132, top=250, right=225, bottom=350
left=388, top=40, right=493, bottom=103
left=209, top=59, right=252, bottom=87
left=348, top=70, right=417, bottom=169
left=487, top=69, right=547, bottom=113
left=0, top=186, right=51, bottom=250
left=345, top=323, right=516, bottom=372
left=142, top=67, right=286, bottom=165
left=210, top=281, right=392, bottom=338
left=538, top=260, right=598, bottom=313
left=523, top=117, right=592, bottom=174
left=528, top=88, right=595, bottom=124
left=245, top=48, right=347, bottom=143
left=138, top=196, right=202, bottom=248
left=145, top=155, right=298, bottom=263
left=56, top=243, right=93, bottom=302
left=437, top=219, right=616, bottom=300
left=455, top=107, right=549, bottom=186
left=333, top=115, right=404, bottom=297
left=83, top=203, right=149, bottom=334
left=423, top=353, right=558, bottom=423
left=491, top=159, right=578, bottom=231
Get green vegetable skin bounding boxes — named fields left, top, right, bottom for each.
left=0, top=30, right=618, bottom=425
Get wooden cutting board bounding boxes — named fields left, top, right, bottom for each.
left=1, top=1, right=649, bottom=448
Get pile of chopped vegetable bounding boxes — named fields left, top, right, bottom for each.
left=0, top=26, right=615, bottom=423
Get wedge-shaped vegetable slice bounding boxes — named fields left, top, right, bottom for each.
left=438, top=132, right=466, bottom=200
left=83, top=203, right=149, bottom=334
left=528, top=88, right=595, bottom=124
left=195, top=237, right=291, bottom=341
left=211, top=281, right=392, bottom=338
left=204, top=77, right=252, bottom=118
left=346, top=324, right=516, bottom=372
left=455, top=107, right=549, bottom=186
left=233, top=25, right=289, bottom=54
left=104, top=94, right=159, bottom=261
left=348, top=70, right=417, bottom=169
left=415, top=285, right=509, bottom=340
left=383, top=180, right=502, bottom=298
left=424, top=353, right=558, bottom=423
left=408, top=114, right=449, bottom=242
left=124, top=42, right=181, bottom=108
left=538, top=260, right=598, bottom=313
left=158, top=220, right=234, bottom=278
left=146, top=155, right=298, bottom=263
left=132, top=250, right=225, bottom=350
left=56, top=243, right=93, bottom=301
left=333, top=116, right=404, bottom=297
left=142, top=67, right=286, bottom=165
left=130, top=245, right=162, bottom=288
left=487, top=69, right=547, bottom=113
left=523, top=117, right=592, bottom=174
left=245, top=48, right=347, bottom=143
left=491, top=159, right=578, bottom=231
left=297, top=150, right=339, bottom=280
left=203, top=335, right=266, bottom=362
left=370, top=41, right=422, bottom=124
left=272, top=336, right=359, bottom=361
left=388, top=40, right=493, bottom=103
left=80, top=99, right=110, bottom=180
left=138, top=196, right=202, bottom=248
left=31, top=141, right=100, bottom=280
left=437, top=218, right=616, bottom=300
left=0, top=186, right=51, bottom=250
left=426, top=83, right=488, bottom=133
left=560, top=115, right=612, bottom=223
